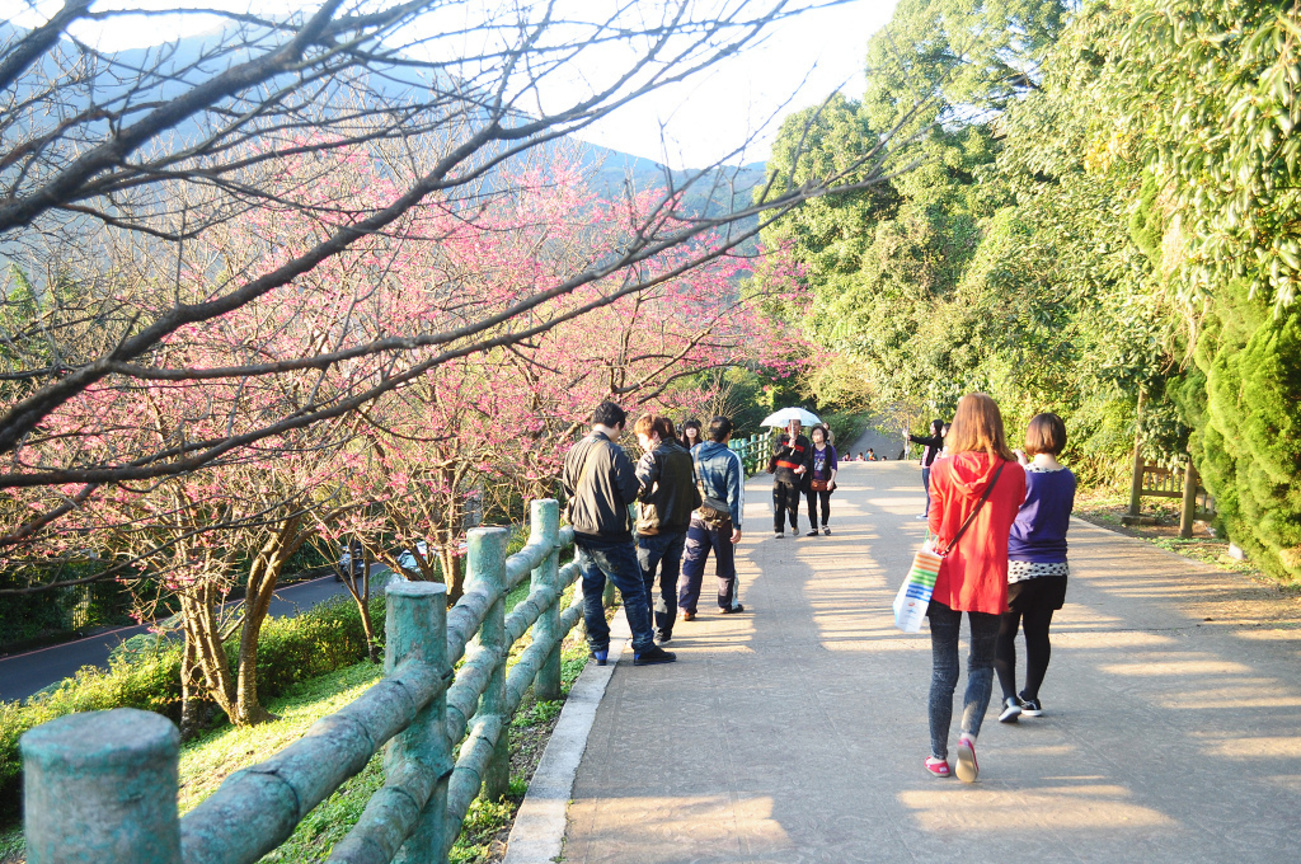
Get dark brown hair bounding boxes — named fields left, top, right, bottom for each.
left=1024, top=412, right=1067, bottom=457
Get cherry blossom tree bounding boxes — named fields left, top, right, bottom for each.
left=2, top=0, right=905, bottom=561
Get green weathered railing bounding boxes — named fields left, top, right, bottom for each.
left=19, top=498, right=589, bottom=864
left=728, top=431, right=775, bottom=477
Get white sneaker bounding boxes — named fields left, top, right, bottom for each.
left=915, top=514, right=928, bottom=520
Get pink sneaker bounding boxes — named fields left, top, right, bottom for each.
left=924, top=756, right=951, bottom=778
left=955, top=735, right=978, bottom=783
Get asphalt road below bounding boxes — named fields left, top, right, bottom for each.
left=0, top=574, right=354, bottom=704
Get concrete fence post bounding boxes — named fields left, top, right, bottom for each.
left=529, top=499, right=562, bottom=701
left=387, top=580, right=452, bottom=864
left=467, top=527, right=511, bottom=802
left=21, top=708, right=181, bottom=864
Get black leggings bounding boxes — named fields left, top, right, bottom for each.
left=995, top=604, right=1055, bottom=701
left=805, top=489, right=831, bottom=527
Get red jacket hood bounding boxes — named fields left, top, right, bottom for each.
left=943, top=452, right=1007, bottom=495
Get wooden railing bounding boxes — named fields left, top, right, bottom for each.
left=19, top=498, right=589, bottom=864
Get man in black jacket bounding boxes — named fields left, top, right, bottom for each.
left=633, top=414, right=699, bottom=644
left=562, top=401, right=676, bottom=667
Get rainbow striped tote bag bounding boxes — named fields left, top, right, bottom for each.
left=892, top=542, right=943, bottom=632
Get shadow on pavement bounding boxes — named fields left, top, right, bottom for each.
left=562, top=461, right=1301, bottom=864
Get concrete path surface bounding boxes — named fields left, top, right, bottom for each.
left=557, top=460, right=1301, bottom=863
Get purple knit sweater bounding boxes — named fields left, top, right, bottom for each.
left=1007, top=466, right=1076, bottom=563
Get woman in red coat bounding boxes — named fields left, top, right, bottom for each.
left=923, top=393, right=1026, bottom=782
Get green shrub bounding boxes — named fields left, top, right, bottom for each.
left=1190, top=288, right=1301, bottom=584
left=0, top=593, right=385, bottom=825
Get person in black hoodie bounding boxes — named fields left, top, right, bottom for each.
left=770, top=418, right=811, bottom=538
left=634, top=414, right=699, bottom=643
left=909, top=418, right=947, bottom=520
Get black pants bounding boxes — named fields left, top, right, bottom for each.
left=805, top=488, right=831, bottom=528
left=995, top=602, right=1056, bottom=701
left=773, top=479, right=800, bottom=533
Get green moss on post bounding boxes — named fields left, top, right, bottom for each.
left=21, top=708, right=181, bottom=864
left=386, top=581, right=452, bottom=864
left=466, top=528, right=511, bottom=802
left=529, top=499, right=562, bottom=701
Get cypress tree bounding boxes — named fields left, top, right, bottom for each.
left=1190, top=283, right=1301, bottom=582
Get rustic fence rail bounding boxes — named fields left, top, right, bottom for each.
left=20, top=498, right=589, bottom=864
left=729, top=431, right=774, bottom=476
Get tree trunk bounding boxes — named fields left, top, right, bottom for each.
left=341, top=548, right=381, bottom=663
left=179, top=635, right=204, bottom=740
left=180, top=586, right=239, bottom=724
left=438, top=526, right=465, bottom=605
left=233, top=515, right=307, bottom=725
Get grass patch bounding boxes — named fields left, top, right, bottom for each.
left=179, top=661, right=385, bottom=813
left=1074, top=488, right=1269, bottom=579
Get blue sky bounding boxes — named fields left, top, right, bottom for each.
left=576, top=1, right=899, bottom=168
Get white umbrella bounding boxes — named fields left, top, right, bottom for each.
left=760, top=407, right=821, bottom=428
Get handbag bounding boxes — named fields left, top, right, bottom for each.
left=892, top=462, right=1005, bottom=632
left=810, top=478, right=829, bottom=492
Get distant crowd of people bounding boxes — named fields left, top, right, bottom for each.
left=562, top=395, right=1076, bottom=787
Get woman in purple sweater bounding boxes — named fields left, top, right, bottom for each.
left=996, top=413, right=1075, bottom=723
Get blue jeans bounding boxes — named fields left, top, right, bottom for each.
left=927, top=600, right=1000, bottom=760
left=638, top=530, right=686, bottom=639
left=679, top=517, right=738, bottom=612
left=575, top=534, right=654, bottom=653
left=921, top=466, right=932, bottom=516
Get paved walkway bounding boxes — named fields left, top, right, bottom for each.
left=556, top=461, right=1301, bottom=863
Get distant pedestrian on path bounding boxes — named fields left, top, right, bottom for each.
left=996, top=413, right=1075, bottom=724
left=563, top=401, right=676, bottom=667
left=770, top=418, right=810, bottom=538
left=922, top=393, right=1026, bottom=782
left=909, top=419, right=947, bottom=520
left=679, top=416, right=746, bottom=617
left=804, top=424, right=838, bottom=536
left=634, top=415, right=699, bottom=644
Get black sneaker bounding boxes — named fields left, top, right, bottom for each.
left=774, top=531, right=784, bottom=539
left=1019, top=694, right=1043, bottom=717
left=633, top=645, right=677, bottom=666
left=998, top=697, right=1022, bottom=723
left=822, top=526, right=831, bottom=535
left=719, top=604, right=745, bottom=614
left=590, top=649, right=608, bottom=667
left=805, top=529, right=819, bottom=537
left=655, top=631, right=673, bottom=644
